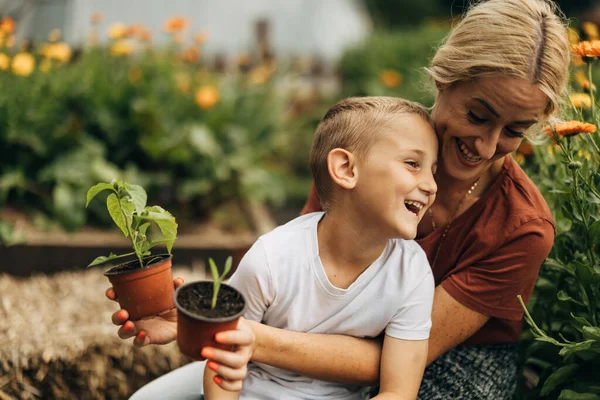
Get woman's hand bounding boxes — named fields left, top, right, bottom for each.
left=105, top=277, right=185, bottom=347
left=202, top=317, right=256, bottom=391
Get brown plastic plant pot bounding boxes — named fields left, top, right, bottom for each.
left=174, top=281, right=246, bottom=361
left=104, top=254, right=175, bottom=321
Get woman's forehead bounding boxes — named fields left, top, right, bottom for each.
left=447, top=77, right=549, bottom=118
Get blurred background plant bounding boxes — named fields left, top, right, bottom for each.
left=516, top=21, right=600, bottom=400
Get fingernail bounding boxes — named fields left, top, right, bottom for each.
left=215, top=333, right=225, bottom=342
left=213, top=376, right=222, bottom=385
left=137, top=331, right=146, bottom=340
left=207, top=361, right=219, bottom=371
left=124, top=321, right=133, bottom=331
left=201, top=348, right=214, bottom=359
left=118, top=310, right=127, bottom=320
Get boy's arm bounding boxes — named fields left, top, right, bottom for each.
left=204, top=367, right=241, bottom=400
left=372, top=336, right=428, bottom=400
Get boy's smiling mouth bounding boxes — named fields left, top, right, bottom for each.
left=404, top=200, right=425, bottom=216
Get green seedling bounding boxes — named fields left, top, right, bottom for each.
left=208, top=256, right=233, bottom=309
left=85, top=180, right=178, bottom=268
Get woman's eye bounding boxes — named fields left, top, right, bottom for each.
left=468, top=111, right=486, bottom=124
left=406, top=161, right=419, bottom=169
left=505, top=128, right=525, bottom=138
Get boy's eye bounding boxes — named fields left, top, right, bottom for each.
left=468, top=111, right=486, bottom=124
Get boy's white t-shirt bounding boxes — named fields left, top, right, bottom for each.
left=228, top=212, right=434, bottom=400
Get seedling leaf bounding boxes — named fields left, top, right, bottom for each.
left=125, top=183, right=147, bottom=215
left=86, top=183, right=114, bottom=207
left=209, top=258, right=221, bottom=309
left=87, top=252, right=135, bottom=267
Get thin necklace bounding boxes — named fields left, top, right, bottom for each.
left=428, top=177, right=480, bottom=268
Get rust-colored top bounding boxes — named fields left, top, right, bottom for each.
left=301, top=156, right=555, bottom=344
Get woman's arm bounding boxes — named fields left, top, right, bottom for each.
left=248, top=285, right=489, bottom=385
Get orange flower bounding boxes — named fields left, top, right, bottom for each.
left=194, top=31, right=208, bottom=45
left=109, top=23, right=129, bottom=40
left=164, top=17, right=188, bottom=34
left=543, top=121, right=596, bottom=139
left=180, top=47, right=200, bottom=63
left=91, top=12, right=104, bottom=25
left=195, top=86, right=219, bottom=109
left=571, top=40, right=600, bottom=57
left=0, top=17, right=16, bottom=34
left=379, top=69, right=403, bottom=88
left=516, top=140, right=533, bottom=156
left=138, top=28, right=152, bottom=42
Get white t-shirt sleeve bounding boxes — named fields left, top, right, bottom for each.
left=227, top=239, right=274, bottom=323
left=385, top=250, right=435, bottom=340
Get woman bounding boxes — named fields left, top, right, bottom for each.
left=111, top=0, right=571, bottom=398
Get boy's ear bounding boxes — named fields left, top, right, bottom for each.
left=327, top=148, right=358, bottom=190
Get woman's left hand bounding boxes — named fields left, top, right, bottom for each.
left=202, top=317, right=256, bottom=391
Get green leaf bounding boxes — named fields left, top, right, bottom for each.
left=209, top=258, right=221, bottom=309
left=558, top=290, right=585, bottom=306
left=125, top=183, right=147, bottom=215
left=142, top=206, right=178, bottom=253
left=582, top=326, right=600, bottom=341
left=88, top=252, right=135, bottom=267
left=86, top=182, right=115, bottom=207
left=541, top=364, right=579, bottom=396
left=107, top=194, right=134, bottom=238
left=558, top=340, right=596, bottom=356
left=558, top=389, right=600, bottom=400
left=221, top=256, right=233, bottom=280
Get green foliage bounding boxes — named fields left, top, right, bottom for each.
left=519, top=58, right=600, bottom=399
left=338, top=25, right=449, bottom=105
left=208, top=256, right=232, bottom=309
left=85, top=180, right=177, bottom=268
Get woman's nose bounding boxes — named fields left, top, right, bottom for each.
left=475, top=127, right=502, bottom=159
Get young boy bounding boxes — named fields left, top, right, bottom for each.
left=205, top=96, right=438, bottom=400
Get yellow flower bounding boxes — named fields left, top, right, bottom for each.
left=195, top=86, right=219, bottom=109
left=128, top=66, right=142, bottom=84
left=567, top=27, right=580, bottom=44
left=0, top=52, right=9, bottom=70
left=109, top=23, right=129, bottom=40
left=379, top=69, right=403, bottom=88
left=41, top=42, right=71, bottom=63
left=39, top=58, right=52, bottom=73
left=543, top=120, right=596, bottom=139
left=570, top=93, right=592, bottom=109
left=164, top=17, right=188, bottom=34
left=110, top=40, right=133, bottom=56
left=48, top=29, right=61, bottom=42
left=11, top=52, right=35, bottom=76
left=582, top=22, right=599, bottom=40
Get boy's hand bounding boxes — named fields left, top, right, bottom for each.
left=106, top=277, right=185, bottom=347
left=202, top=317, right=256, bottom=391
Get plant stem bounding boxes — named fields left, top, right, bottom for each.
left=117, top=188, right=142, bottom=266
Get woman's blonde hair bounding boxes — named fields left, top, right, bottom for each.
left=310, top=97, right=432, bottom=211
left=427, top=0, right=571, bottom=118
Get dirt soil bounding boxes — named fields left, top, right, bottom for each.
left=0, top=265, right=210, bottom=400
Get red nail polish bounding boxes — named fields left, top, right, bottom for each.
left=138, top=331, right=146, bottom=340
left=201, top=348, right=214, bottom=359
left=213, top=376, right=222, bottom=385
left=215, top=333, right=225, bottom=342
left=118, top=310, right=127, bottom=320
left=207, top=361, right=219, bottom=371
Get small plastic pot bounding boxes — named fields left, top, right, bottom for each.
left=174, top=281, right=246, bottom=361
left=104, top=254, right=175, bottom=321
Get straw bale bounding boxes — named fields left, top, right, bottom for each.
left=0, top=265, right=209, bottom=399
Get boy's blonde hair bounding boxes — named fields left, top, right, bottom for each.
left=310, top=96, right=432, bottom=211
left=427, top=0, right=570, bottom=121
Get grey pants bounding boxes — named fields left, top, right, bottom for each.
left=129, top=344, right=518, bottom=399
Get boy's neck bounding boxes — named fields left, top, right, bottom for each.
left=317, top=211, right=388, bottom=289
